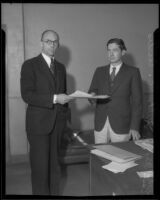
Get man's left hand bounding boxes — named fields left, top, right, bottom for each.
left=129, top=129, right=141, bottom=140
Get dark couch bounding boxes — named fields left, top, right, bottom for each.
left=59, top=128, right=95, bottom=164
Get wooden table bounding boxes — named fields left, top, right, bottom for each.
left=89, top=141, right=153, bottom=195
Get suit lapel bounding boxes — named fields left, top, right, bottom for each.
left=111, top=63, right=127, bottom=94
left=37, top=54, right=56, bottom=90
left=104, top=65, right=111, bottom=93
left=54, top=59, right=60, bottom=92
left=97, top=65, right=110, bottom=94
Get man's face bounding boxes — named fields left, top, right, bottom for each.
left=41, top=31, right=59, bottom=57
left=107, top=43, right=125, bottom=64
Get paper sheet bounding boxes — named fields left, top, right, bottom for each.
left=91, top=145, right=142, bottom=163
left=69, top=90, right=109, bottom=99
left=137, top=171, right=153, bottom=178
left=134, top=138, right=153, bottom=153
left=102, top=161, right=138, bottom=173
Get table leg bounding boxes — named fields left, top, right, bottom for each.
left=89, top=153, right=92, bottom=195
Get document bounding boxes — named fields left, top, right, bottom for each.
left=102, top=160, right=138, bottom=173
left=69, top=90, right=109, bottom=99
left=137, top=171, right=153, bottom=178
left=134, top=138, right=153, bottom=153
left=91, top=144, right=142, bottom=163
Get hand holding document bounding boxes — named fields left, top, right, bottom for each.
left=69, top=90, right=109, bottom=99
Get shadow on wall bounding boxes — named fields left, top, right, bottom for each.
left=67, top=71, right=94, bottom=130
left=55, top=45, right=94, bottom=130
left=123, top=52, right=137, bottom=66
left=55, top=44, right=71, bottom=69
left=142, top=80, right=153, bottom=120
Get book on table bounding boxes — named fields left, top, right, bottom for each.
left=91, top=144, right=142, bottom=163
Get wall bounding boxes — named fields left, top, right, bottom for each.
left=2, top=3, right=158, bottom=159
left=2, top=3, right=28, bottom=162
left=23, top=4, right=157, bottom=129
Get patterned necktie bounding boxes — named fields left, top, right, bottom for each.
left=50, top=58, right=55, bottom=75
left=110, top=67, right=116, bottom=81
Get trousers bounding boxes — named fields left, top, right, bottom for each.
left=94, top=117, right=131, bottom=144
left=27, top=115, right=66, bottom=195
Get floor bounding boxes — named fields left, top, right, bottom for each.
left=5, top=160, right=153, bottom=198
left=6, top=161, right=90, bottom=196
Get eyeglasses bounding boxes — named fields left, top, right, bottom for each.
left=42, top=40, right=59, bottom=46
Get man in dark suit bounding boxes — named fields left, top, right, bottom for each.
left=88, top=38, right=143, bottom=144
left=20, top=30, right=73, bottom=195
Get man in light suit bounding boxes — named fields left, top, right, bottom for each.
left=20, top=30, right=73, bottom=195
left=88, top=38, right=143, bottom=144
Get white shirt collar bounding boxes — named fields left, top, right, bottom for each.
left=110, top=62, right=123, bottom=75
left=41, top=53, right=54, bottom=67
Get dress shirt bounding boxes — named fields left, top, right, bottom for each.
left=41, top=53, right=57, bottom=104
left=109, top=62, right=122, bottom=76
left=42, top=53, right=54, bottom=67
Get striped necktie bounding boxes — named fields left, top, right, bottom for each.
left=110, top=67, right=116, bottom=81
left=50, top=58, right=55, bottom=75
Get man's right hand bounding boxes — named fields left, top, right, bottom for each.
left=56, top=94, right=74, bottom=105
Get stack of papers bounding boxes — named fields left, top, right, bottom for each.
left=102, top=161, right=138, bottom=173
left=134, top=139, right=153, bottom=153
left=69, top=90, right=109, bottom=99
left=91, top=145, right=142, bottom=163
left=137, top=171, right=153, bottom=178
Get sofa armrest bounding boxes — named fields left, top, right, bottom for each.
left=60, top=129, right=94, bottom=164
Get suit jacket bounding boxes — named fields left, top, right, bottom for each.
left=20, top=54, right=69, bottom=135
left=88, top=63, right=143, bottom=134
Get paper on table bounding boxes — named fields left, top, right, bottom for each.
left=102, top=161, right=138, bottom=173
left=69, top=90, right=109, bottom=99
left=91, top=145, right=142, bottom=163
left=134, top=138, right=153, bottom=153
left=137, top=171, right=153, bottom=178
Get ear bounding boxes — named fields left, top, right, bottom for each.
left=57, top=42, right=60, bottom=48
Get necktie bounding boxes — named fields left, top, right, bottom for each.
left=50, top=58, right=56, bottom=75
left=110, top=67, right=116, bottom=81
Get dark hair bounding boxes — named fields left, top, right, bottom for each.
left=107, top=38, right=127, bottom=51
left=41, top=29, right=59, bottom=41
